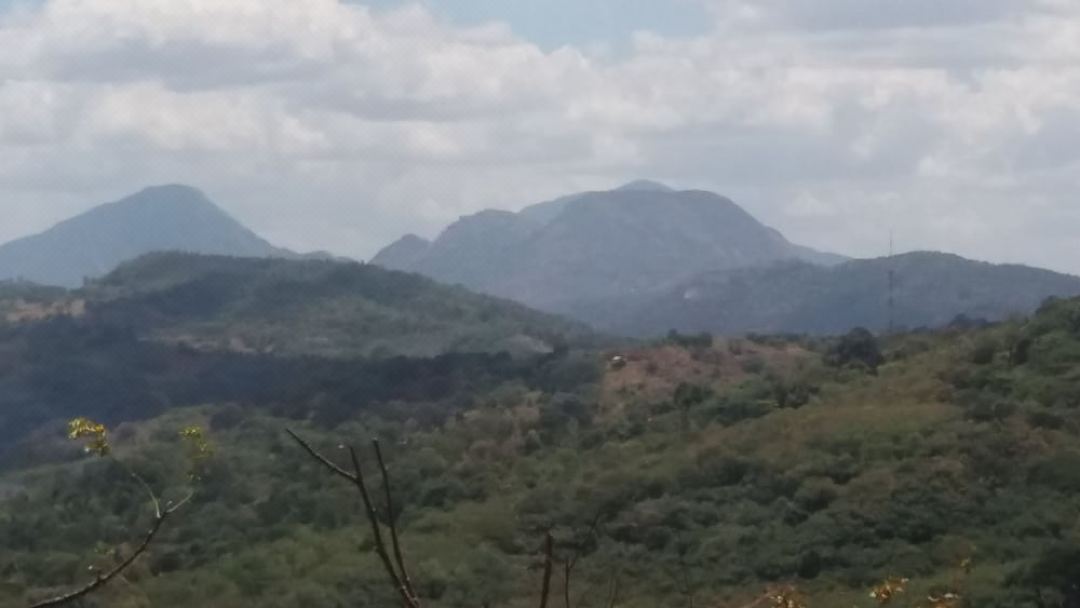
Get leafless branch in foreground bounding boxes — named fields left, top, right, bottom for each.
left=287, top=429, right=421, bottom=608
left=28, top=473, right=192, bottom=608
left=373, top=439, right=417, bottom=600
left=561, top=512, right=604, bottom=608
left=539, top=532, right=555, bottom=608
left=606, top=572, right=620, bottom=608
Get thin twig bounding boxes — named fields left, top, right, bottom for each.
left=287, top=430, right=420, bottom=608
left=285, top=429, right=355, bottom=484
left=28, top=508, right=171, bottom=608
left=539, top=532, right=554, bottom=608
left=28, top=461, right=193, bottom=608
left=564, top=560, right=572, bottom=608
left=373, top=439, right=416, bottom=599
left=562, top=511, right=604, bottom=608
left=606, top=572, right=620, bottom=608
left=122, top=465, right=162, bottom=518
left=347, top=445, right=418, bottom=608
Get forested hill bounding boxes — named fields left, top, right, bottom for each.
left=2, top=252, right=599, bottom=359
left=0, top=252, right=601, bottom=459
left=4, top=295, right=1080, bottom=606
left=585, top=251, right=1080, bottom=337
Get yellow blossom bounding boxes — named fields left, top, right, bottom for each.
left=68, top=417, right=110, bottom=457
left=870, top=577, right=909, bottom=605
left=179, top=426, right=212, bottom=480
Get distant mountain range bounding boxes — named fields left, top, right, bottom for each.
left=0, top=185, right=295, bottom=287
left=585, top=252, right=1080, bottom=336
left=6, top=181, right=1080, bottom=340
left=373, top=180, right=846, bottom=315
left=375, top=181, right=1080, bottom=335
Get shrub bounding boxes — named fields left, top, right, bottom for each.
left=825, top=328, right=884, bottom=373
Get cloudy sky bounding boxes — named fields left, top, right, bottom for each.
left=1, top=0, right=1078, bottom=273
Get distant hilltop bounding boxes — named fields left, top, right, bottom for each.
left=373, top=180, right=845, bottom=315
left=374, top=180, right=1080, bottom=335
left=0, top=185, right=296, bottom=287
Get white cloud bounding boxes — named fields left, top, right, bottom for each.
left=0, top=0, right=1078, bottom=276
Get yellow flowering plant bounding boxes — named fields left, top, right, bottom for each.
left=67, top=417, right=110, bottom=457
left=870, top=577, right=909, bottom=605
left=179, top=425, right=213, bottom=481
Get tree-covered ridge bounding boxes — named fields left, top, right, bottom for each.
left=586, top=252, right=1080, bottom=337
left=0, top=252, right=600, bottom=359
left=3, top=298, right=1080, bottom=606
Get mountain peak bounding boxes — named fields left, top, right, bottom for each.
left=374, top=185, right=842, bottom=315
left=111, top=184, right=218, bottom=211
left=370, top=234, right=432, bottom=269
left=0, top=186, right=289, bottom=287
left=614, top=179, right=675, bottom=193
left=133, top=183, right=206, bottom=198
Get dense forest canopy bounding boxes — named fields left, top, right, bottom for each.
left=3, top=292, right=1080, bottom=606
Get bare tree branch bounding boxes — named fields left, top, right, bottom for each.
left=27, top=480, right=189, bottom=608
left=564, top=560, right=573, bottom=608
left=285, top=429, right=356, bottom=484
left=606, top=572, right=620, bottom=608
left=539, top=532, right=554, bottom=608
left=347, top=445, right=419, bottom=608
left=561, top=511, right=604, bottom=608
left=373, top=439, right=416, bottom=600
left=287, top=430, right=420, bottom=608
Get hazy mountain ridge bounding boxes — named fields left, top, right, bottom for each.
left=592, top=251, right=1080, bottom=336
left=0, top=185, right=295, bottom=287
left=373, top=182, right=845, bottom=314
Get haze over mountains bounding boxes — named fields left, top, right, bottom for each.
left=591, top=252, right=1080, bottom=336
left=4, top=180, right=1080, bottom=339
left=0, top=185, right=294, bottom=287
left=375, top=181, right=1080, bottom=334
left=373, top=180, right=846, bottom=314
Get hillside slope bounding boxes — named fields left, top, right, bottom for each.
left=0, top=185, right=292, bottom=287
left=591, top=252, right=1080, bottom=336
left=0, top=252, right=600, bottom=446
left=373, top=182, right=845, bottom=315
left=5, top=298, right=1080, bottom=606
left=77, top=252, right=600, bottom=358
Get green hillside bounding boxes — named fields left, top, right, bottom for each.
left=4, top=296, right=1080, bottom=607
left=0, top=252, right=600, bottom=456
left=1, top=252, right=597, bottom=359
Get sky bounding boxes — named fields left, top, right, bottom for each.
left=1, top=0, right=1079, bottom=273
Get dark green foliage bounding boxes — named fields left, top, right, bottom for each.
left=84, top=252, right=601, bottom=358
left=666, top=330, right=714, bottom=350
left=825, top=327, right=884, bottom=372
left=1008, top=545, right=1080, bottom=607
left=0, top=317, right=592, bottom=466
left=7, top=297, right=1080, bottom=606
